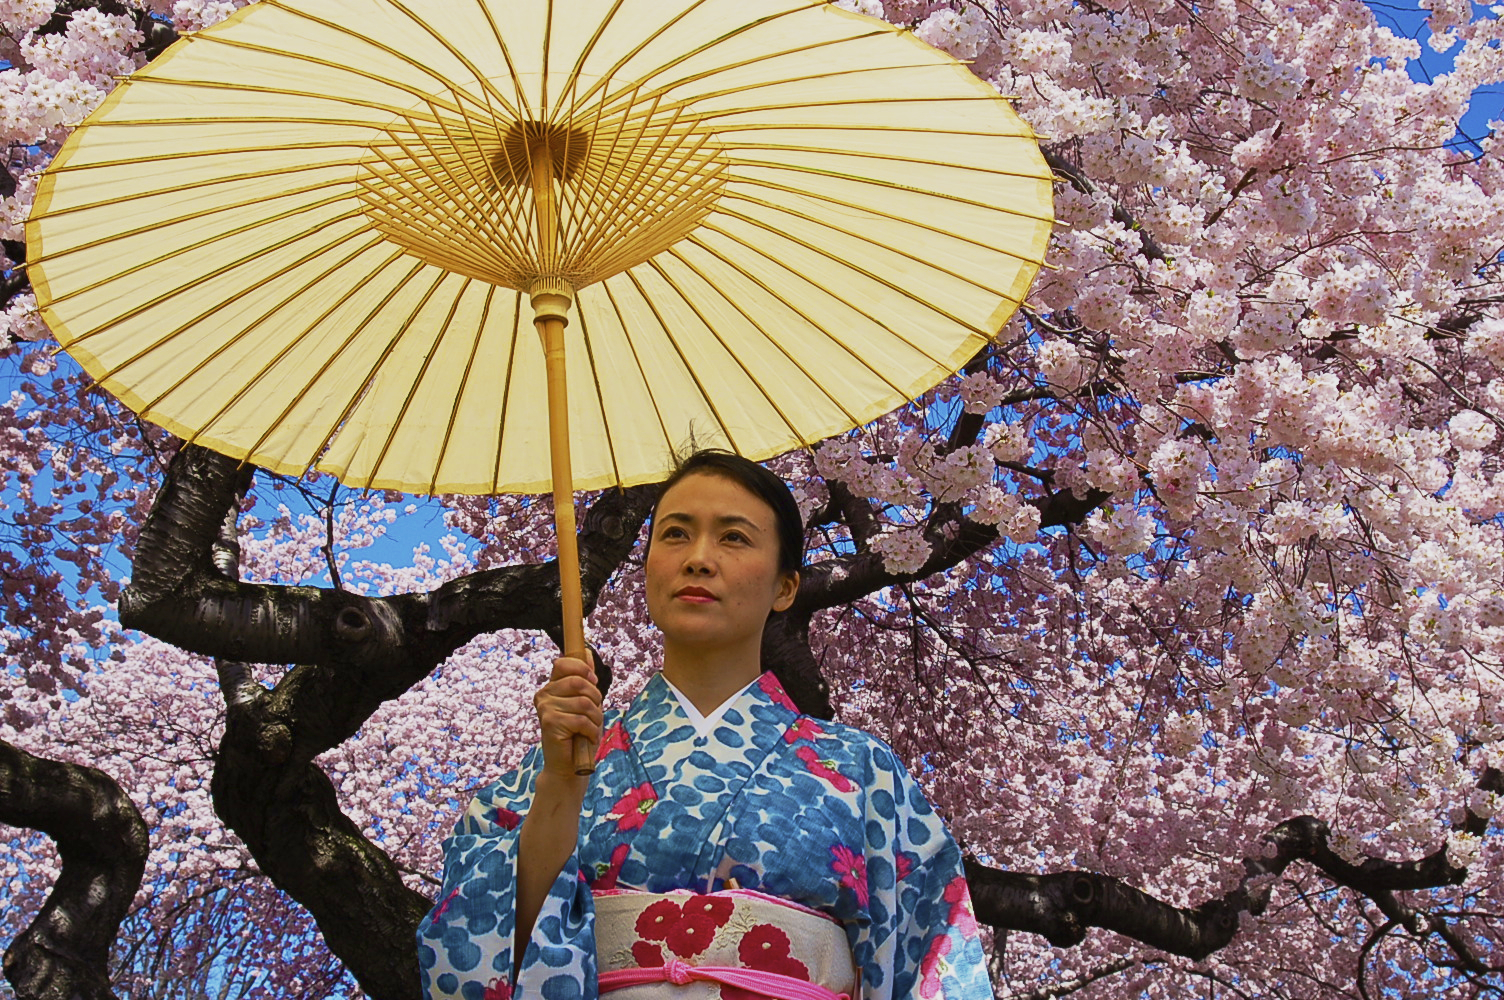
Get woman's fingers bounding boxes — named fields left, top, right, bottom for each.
left=534, top=653, right=603, bottom=773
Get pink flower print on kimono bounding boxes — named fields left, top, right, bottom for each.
left=784, top=717, right=826, bottom=744
left=757, top=671, right=800, bottom=712
left=943, top=875, right=979, bottom=938
left=895, top=851, right=918, bottom=882
left=593, top=843, right=631, bottom=891
left=920, top=935, right=953, bottom=1000
left=482, top=978, right=512, bottom=1000
left=830, top=844, right=869, bottom=907
left=607, top=781, right=657, bottom=831
left=597, top=720, right=630, bottom=760
left=430, top=887, right=460, bottom=922
left=796, top=745, right=854, bottom=792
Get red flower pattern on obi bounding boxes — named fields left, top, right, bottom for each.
left=483, top=977, right=513, bottom=1000
left=492, top=807, right=522, bottom=831
left=783, top=717, right=826, bottom=744
left=592, top=843, right=630, bottom=891
left=596, top=720, right=630, bottom=760
left=919, top=934, right=952, bottom=999
left=607, top=782, right=657, bottom=831
left=796, top=745, right=853, bottom=792
left=719, top=924, right=810, bottom=1000
left=943, top=874, right=978, bottom=937
left=830, top=844, right=869, bottom=907
left=665, top=913, right=716, bottom=957
left=635, top=899, right=682, bottom=941
left=664, top=895, right=734, bottom=957
left=757, top=672, right=800, bottom=712
left=631, top=941, right=664, bottom=968
left=628, top=894, right=735, bottom=959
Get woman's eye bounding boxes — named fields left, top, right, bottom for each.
left=724, top=531, right=748, bottom=544
left=660, top=526, right=687, bottom=540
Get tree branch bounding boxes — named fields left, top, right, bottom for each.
left=761, top=611, right=833, bottom=720
left=969, top=769, right=1504, bottom=971
left=210, top=659, right=433, bottom=1000
left=0, top=739, right=148, bottom=1000
left=794, top=486, right=1110, bottom=616
left=121, top=444, right=655, bottom=688
left=1043, top=148, right=1170, bottom=263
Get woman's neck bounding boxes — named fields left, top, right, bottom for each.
left=660, top=643, right=762, bottom=716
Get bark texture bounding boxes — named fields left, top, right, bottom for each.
left=0, top=739, right=148, bottom=1000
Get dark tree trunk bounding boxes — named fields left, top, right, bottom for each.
left=120, top=444, right=657, bottom=998
left=0, top=739, right=148, bottom=1000
left=210, top=660, right=433, bottom=999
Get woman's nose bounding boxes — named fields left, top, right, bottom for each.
left=684, top=543, right=714, bottom=574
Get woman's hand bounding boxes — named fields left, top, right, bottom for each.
left=533, top=651, right=602, bottom=780
left=518, top=652, right=601, bottom=955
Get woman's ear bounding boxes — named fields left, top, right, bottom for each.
left=772, top=570, right=799, bottom=613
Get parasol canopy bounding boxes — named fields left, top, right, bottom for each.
left=26, top=0, right=1054, bottom=497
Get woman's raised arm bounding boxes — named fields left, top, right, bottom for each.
left=514, top=652, right=601, bottom=961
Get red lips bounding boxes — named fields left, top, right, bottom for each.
left=674, top=586, right=717, bottom=602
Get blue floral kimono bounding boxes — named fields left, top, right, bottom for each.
left=418, top=671, right=991, bottom=1000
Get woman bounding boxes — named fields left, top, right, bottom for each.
left=418, top=452, right=992, bottom=1000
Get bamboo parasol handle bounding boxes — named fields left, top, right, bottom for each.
left=535, top=309, right=595, bottom=776
left=530, top=137, right=595, bottom=776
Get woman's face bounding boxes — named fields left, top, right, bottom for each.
left=645, top=472, right=799, bottom=654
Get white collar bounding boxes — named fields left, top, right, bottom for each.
left=662, top=674, right=760, bottom=739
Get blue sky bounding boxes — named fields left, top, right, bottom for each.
left=1366, top=0, right=1503, bottom=153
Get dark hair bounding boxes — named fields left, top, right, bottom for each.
left=648, top=449, right=804, bottom=574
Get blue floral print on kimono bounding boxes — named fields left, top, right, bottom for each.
left=418, top=671, right=992, bottom=1000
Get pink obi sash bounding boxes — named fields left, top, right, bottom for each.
left=594, top=889, right=855, bottom=1000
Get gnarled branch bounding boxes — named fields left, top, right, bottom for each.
left=0, top=739, right=148, bottom=1000
left=210, top=658, right=432, bottom=1000
left=122, top=444, right=656, bottom=687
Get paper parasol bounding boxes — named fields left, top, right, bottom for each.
left=27, top=0, right=1054, bottom=769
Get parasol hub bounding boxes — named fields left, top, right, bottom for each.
left=529, top=276, right=575, bottom=323
left=498, top=122, right=591, bottom=188
left=354, top=86, right=730, bottom=293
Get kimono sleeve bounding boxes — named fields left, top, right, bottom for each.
left=855, top=744, right=992, bottom=1000
left=418, top=746, right=598, bottom=1000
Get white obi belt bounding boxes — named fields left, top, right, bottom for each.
left=596, top=889, right=856, bottom=1000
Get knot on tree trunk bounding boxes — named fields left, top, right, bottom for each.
left=257, top=722, right=293, bottom=765
left=335, top=605, right=372, bottom=642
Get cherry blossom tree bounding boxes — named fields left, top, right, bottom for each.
left=4, top=0, right=1504, bottom=998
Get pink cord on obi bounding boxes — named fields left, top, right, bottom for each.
left=598, top=958, right=850, bottom=1000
